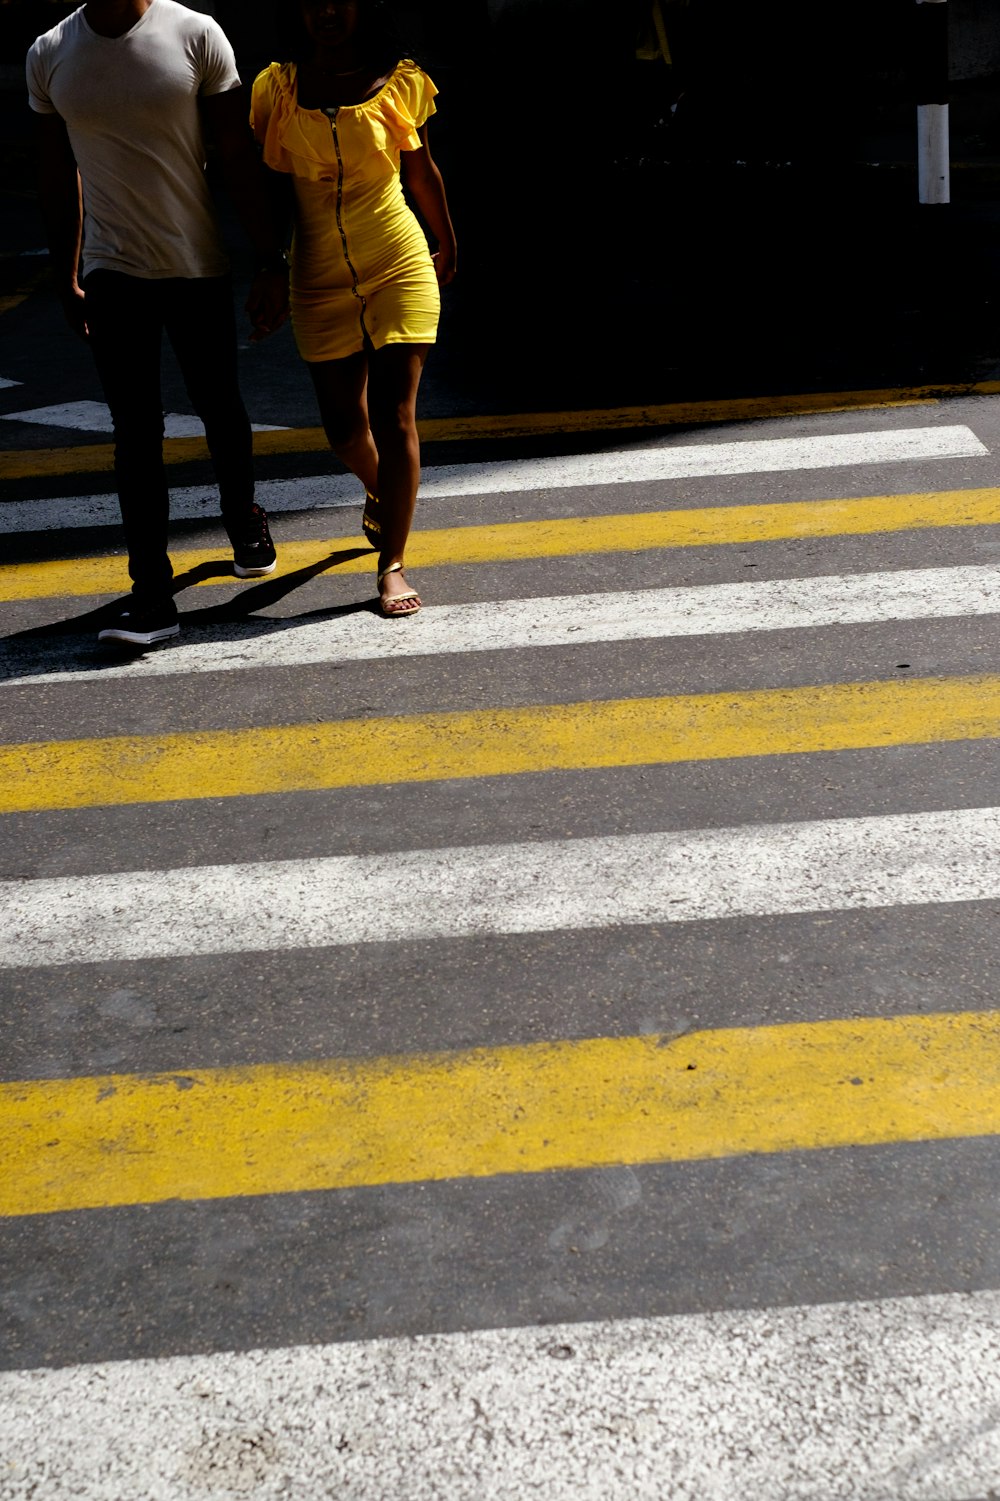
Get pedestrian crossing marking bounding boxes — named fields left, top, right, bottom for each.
left=4, top=485, right=1000, bottom=605
left=5, top=562, right=1000, bottom=686
left=3, top=674, right=1000, bottom=814
left=4, top=1009, right=998, bottom=1217
left=1, top=425, right=989, bottom=535
left=4, top=386, right=1000, bottom=1438
left=0, top=401, right=288, bottom=437
left=1, top=380, right=986, bottom=482
left=4, top=806, right=1000, bottom=970
left=2, top=1290, right=998, bottom=1499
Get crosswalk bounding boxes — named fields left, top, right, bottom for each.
left=5, top=564, right=1000, bottom=683
left=0, top=398, right=288, bottom=438
left=7, top=1010, right=1000, bottom=1216
left=3, top=400, right=1000, bottom=1496
left=5, top=1291, right=1000, bottom=1500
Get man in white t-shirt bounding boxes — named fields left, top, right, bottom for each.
left=27, top=0, right=290, bottom=646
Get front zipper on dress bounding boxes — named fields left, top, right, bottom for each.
left=324, top=106, right=369, bottom=341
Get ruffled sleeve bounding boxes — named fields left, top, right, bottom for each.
left=249, top=64, right=279, bottom=149
left=250, top=62, right=336, bottom=181
left=378, top=61, right=438, bottom=151
left=248, top=60, right=439, bottom=182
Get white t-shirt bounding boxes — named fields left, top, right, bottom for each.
left=26, top=0, right=240, bottom=279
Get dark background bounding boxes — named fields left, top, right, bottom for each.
left=4, top=0, right=1000, bottom=407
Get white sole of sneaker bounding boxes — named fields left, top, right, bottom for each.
left=233, top=561, right=277, bottom=578
left=97, top=624, right=180, bottom=647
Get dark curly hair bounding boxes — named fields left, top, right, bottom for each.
left=273, top=0, right=419, bottom=72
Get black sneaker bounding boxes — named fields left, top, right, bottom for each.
left=229, top=503, right=277, bottom=578
left=98, top=600, right=180, bottom=647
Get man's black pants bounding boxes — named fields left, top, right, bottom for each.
left=83, top=270, right=255, bottom=604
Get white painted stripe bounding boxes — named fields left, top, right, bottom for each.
left=0, top=475, right=356, bottom=534
left=0, top=400, right=286, bottom=438
left=4, top=806, right=1000, bottom=970
left=414, top=426, right=988, bottom=492
left=0, top=424, right=986, bottom=533
left=3, top=1288, right=999, bottom=1500
left=4, top=563, right=1000, bottom=688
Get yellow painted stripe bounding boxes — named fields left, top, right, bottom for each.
left=5, top=486, right=1000, bottom=605
left=3, top=1009, right=999, bottom=1216
left=4, top=674, right=999, bottom=814
left=4, top=380, right=999, bottom=481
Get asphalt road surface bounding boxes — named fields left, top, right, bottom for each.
left=3, top=278, right=1000, bottom=1496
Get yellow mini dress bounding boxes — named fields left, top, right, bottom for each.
left=250, top=60, right=440, bottom=362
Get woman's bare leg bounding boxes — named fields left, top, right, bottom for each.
left=307, top=350, right=378, bottom=494
left=367, top=342, right=429, bottom=610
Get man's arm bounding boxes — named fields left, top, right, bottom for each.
left=201, top=84, right=290, bottom=339
left=35, top=112, right=87, bottom=338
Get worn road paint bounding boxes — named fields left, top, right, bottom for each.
left=0, top=401, right=287, bottom=439
left=4, top=674, right=1000, bottom=814
left=0, top=379, right=981, bottom=481
left=0, top=473, right=360, bottom=535
left=4, top=1010, right=1000, bottom=1215
left=5, top=1289, right=998, bottom=1499
left=4, top=485, right=1000, bottom=604
left=4, top=805, right=1000, bottom=970
left=0, top=425, right=986, bottom=535
left=2, top=425, right=989, bottom=536
left=5, top=563, right=1000, bottom=687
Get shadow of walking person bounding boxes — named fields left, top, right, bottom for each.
left=0, top=543, right=376, bottom=682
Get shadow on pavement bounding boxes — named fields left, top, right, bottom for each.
left=0, top=543, right=376, bottom=680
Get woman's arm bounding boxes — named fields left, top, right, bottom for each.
left=400, top=124, right=457, bottom=285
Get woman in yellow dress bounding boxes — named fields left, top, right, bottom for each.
left=251, top=0, right=457, bottom=615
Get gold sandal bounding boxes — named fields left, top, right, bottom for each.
left=377, top=561, right=421, bottom=618
left=362, top=490, right=381, bottom=548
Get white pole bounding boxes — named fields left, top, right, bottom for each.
left=916, top=0, right=950, bottom=205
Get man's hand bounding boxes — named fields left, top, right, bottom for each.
left=203, top=85, right=292, bottom=342
left=60, top=282, right=88, bottom=340
left=36, top=113, right=87, bottom=335
left=245, top=267, right=289, bottom=343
